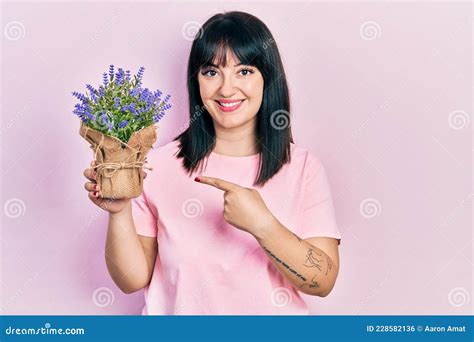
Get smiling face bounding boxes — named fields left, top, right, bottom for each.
left=197, top=49, right=264, bottom=130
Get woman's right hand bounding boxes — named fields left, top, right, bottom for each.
left=83, top=160, right=147, bottom=214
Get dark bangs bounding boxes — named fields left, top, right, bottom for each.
left=192, top=21, right=265, bottom=74
left=174, top=11, right=293, bottom=187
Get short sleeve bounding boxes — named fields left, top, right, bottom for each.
left=298, top=152, right=341, bottom=245
left=131, top=186, right=158, bottom=238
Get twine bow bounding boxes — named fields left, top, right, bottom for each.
left=95, top=160, right=153, bottom=178
left=81, top=125, right=153, bottom=178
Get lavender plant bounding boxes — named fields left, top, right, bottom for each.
left=72, top=65, right=171, bottom=144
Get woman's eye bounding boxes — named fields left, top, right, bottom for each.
left=202, top=69, right=217, bottom=77
left=239, top=69, right=254, bottom=76
left=201, top=68, right=254, bottom=77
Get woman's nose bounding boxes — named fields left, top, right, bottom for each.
left=218, top=75, right=237, bottom=97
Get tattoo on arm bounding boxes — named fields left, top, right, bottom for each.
left=299, top=248, right=333, bottom=290
left=326, top=256, right=333, bottom=276
left=299, top=275, right=320, bottom=289
left=261, top=242, right=334, bottom=292
left=262, top=246, right=306, bottom=282
left=303, top=248, right=323, bottom=272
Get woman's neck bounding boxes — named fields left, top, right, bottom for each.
left=213, top=120, right=258, bottom=157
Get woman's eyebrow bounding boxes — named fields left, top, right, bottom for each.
left=205, top=62, right=247, bottom=68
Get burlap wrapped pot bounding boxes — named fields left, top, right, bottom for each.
left=80, top=122, right=157, bottom=199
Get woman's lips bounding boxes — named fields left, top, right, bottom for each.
left=215, top=99, right=245, bottom=112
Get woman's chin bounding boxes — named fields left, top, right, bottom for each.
left=215, top=116, right=248, bottom=129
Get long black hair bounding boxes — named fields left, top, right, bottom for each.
left=174, top=11, right=293, bottom=187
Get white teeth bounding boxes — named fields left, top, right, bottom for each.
left=219, top=100, right=242, bottom=107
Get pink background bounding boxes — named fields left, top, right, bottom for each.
left=1, top=1, right=472, bottom=315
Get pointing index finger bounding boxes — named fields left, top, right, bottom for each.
left=195, top=176, right=239, bottom=192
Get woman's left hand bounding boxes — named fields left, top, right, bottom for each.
left=195, top=176, right=276, bottom=236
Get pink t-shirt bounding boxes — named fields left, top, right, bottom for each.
left=131, top=139, right=341, bottom=315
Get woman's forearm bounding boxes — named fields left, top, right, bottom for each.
left=105, top=201, right=150, bottom=293
left=252, top=220, right=338, bottom=296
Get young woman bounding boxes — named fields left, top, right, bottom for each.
left=83, top=11, right=341, bottom=315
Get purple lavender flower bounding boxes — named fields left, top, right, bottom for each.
left=84, top=109, right=95, bottom=121
left=136, top=66, right=145, bottom=86
left=130, top=88, right=140, bottom=97
left=102, top=72, right=109, bottom=87
left=72, top=91, right=87, bottom=103
left=137, top=66, right=145, bottom=80
left=86, top=84, right=97, bottom=95
left=73, top=108, right=88, bottom=123
left=73, top=103, right=87, bottom=121
left=118, top=120, right=129, bottom=129
left=123, top=102, right=137, bottom=115
left=115, top=68, right=125, bottom=85
left=140, top=88, right=151, bottom=102
left=72, top=64, right=171, bottom=143
left=153, top=111, right=166, bottom=123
